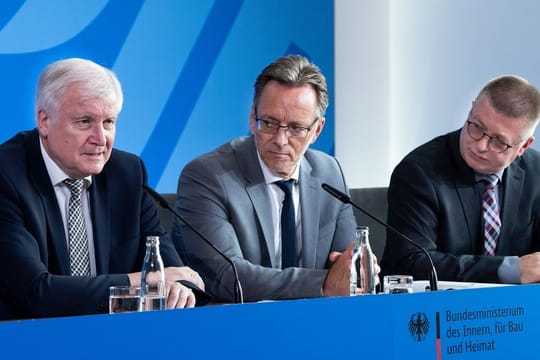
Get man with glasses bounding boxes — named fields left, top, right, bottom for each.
left=381, top=75, right=540, bottom=285
left=172, top=55, right=378, bottom=302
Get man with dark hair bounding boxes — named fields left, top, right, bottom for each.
left=173, top=55, right=379, bottom=302
left=381, top=75, right=540, bottom=284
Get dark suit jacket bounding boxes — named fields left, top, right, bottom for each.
left=381, top=129, right=540, bottom=283
left=172, top=136, right=357, bottom=302
left=0, top=130, right=182, bottom=320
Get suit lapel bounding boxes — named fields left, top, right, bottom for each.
left=25, top=130, right=71, bottom=274
left=298, top=159, right=319, bottom=268
left=234, top=137, right=276, bottom=267
left=246, top=184, right=275, bottom=266
left=455, top=184, right=481, bottom=253
left=89, top=175, right=111, bottom=274
left=449, top=131, right=482, bottom=253
left=497, top=163, right=524, bottom=255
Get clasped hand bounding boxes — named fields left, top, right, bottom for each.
left=128, top=266, right=205, bottom=309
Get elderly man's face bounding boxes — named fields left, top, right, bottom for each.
left=38, top=85, right=118, bottom=179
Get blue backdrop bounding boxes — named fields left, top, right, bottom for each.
left=0, top=0, right=334, bottom=192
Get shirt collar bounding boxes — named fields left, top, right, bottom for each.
left=474, top=169, right=504, bottom=184
left=256, top=150, right=299, bottom=185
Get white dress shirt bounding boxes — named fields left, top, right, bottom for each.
left=256, top=152, right=303, bottom=269
left=40, top=139, right=97, bottom=275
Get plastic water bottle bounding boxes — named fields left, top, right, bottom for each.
left=358, top=226, right=376, bottom=294
left=140, top=236, right=166, bottom=311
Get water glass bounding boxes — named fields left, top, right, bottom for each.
left=109, top=286, right=143, bottom=314
left=383, top=275, right=414, bottom=294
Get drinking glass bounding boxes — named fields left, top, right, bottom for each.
left=383, top=275, right=414, bottom=294
left=109, top=286, right=143, bottom=314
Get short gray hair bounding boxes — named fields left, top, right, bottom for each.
left=35, top=58, right=123, bottom=121
left=253, top=55, right=328, bottom=118
left=477, top=75, right=540, bottom=126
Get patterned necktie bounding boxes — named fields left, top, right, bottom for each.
left=275, top=180, right=297, bottom=268
left=64, top=179, right=91, bottom=276
left=481, top=175, right=501, bottom=256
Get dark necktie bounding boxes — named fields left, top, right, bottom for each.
left=480, top=175, right=500, bottom=256
left=64, top=178, right=91, bottom=276
left=275, top=180, right=297, bottom=268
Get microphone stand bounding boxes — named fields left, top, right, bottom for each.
left=144, top=185, right=244, bottom=303
left=321, top=183, right=438, bottom=291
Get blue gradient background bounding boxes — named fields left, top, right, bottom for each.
left=0, top=0, right=334, bottom=192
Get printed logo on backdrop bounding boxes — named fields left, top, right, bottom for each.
left=408, top=312, right=430, bottom=341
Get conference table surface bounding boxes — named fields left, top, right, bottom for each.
left=0, top=281, right=535, bottom=359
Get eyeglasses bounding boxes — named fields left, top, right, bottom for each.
left=255, top=107, right=318, bottom=139
left=466, top=120, right=521, bottom=153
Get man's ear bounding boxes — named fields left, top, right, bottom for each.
left=518, top=135, right=535, bottom=156
left=249, top=105, right=257, bottom=135
left=310, top=117, right=325, bottom=144
left=37, top=109, right=49, bottom=137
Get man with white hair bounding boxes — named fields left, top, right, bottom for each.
left=0, top=58, right=204, bottom=319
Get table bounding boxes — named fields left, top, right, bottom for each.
left=1, top=283, right=536, bottom=359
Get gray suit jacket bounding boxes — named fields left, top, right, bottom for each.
left=172, top=136, right=356, bottom=302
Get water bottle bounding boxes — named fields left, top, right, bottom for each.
left=358, top=226, right=376, bottom=294
left=350, top=245, right=360, bottom=296
left=140, top=236, right=166, bottom=311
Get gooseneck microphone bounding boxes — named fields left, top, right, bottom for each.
left=144, top=185, right=244, bottom=303
left=321, top=183, right=438, bottom=291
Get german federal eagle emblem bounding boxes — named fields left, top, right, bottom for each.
left=408, top=312, right=430, bottom=341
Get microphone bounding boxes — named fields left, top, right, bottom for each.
left=321, top=183, right=438, bottom=291
left=144, top=184, right=244, bottom=303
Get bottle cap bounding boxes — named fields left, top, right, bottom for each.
left=146, top=235, right=160, bottom=244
